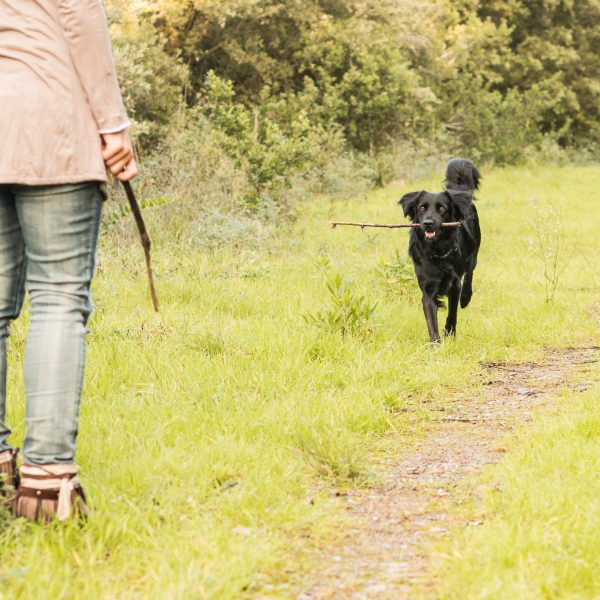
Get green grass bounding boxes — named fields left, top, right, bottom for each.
left=434, top=372, right=600, bottom=599
left=0, top=165, right=598, bottom=598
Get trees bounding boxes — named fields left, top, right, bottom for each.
left=105, top=0, right=599, bottom=167
left=476, top=0, right=600, bottom=144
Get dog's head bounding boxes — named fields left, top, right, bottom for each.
left=399, top=190, right=473, bottom=241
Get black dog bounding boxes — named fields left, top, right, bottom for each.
left=400, top=158, right=481, bottom=343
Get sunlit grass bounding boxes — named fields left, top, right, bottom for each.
left=0, top=165, right=598, bottom=598
left=434, top=371, right=600, bottom=599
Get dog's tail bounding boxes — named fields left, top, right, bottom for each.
left=444, top=157, right=480, bottom=192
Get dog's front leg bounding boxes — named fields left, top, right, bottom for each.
left=444, top=278, right=461, bottom=337
left=422, top=294, right=440, bottom=343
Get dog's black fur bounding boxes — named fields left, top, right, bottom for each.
left=400, top=158, right=481, bottom=343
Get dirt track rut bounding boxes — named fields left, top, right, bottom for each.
left=295, top=347, right=597, bottom=599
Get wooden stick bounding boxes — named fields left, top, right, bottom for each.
left=122, top=181, right=160, bottom=312
left=330, top=221, right=461, bottom=230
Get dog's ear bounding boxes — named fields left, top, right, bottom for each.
left=445, top=190, right=473, bottom=220
left=399, top=191, right=424, bottom=220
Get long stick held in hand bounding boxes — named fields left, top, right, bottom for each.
left=330, top=221, right=461, bottom=230
left=122, top=181, right=159, bottom=312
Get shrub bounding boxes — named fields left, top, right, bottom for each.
left=109, top=20, right=188, bottom=150
left=200, top=72, right=331, bottom=212
left=374, top=249, right=415, bottom=296
left=439, top=76, right=551, bottom=164
left=529, top=197, right=569, bottom=303
left=303, top=273, right=377, bottom=338
left=194, top=210, right=272, bottom=251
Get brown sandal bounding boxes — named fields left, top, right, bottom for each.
left=14, top=464, right=89, bottom=523
left=0, top=448, right=19, bottom=505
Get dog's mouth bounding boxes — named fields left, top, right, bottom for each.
left=423, top=230, right=437, bottom=239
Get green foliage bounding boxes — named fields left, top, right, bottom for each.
left=108, top=19, right=188, bottom=149
left=201, top=72, right=324, bottom=210
left=303, top=273, right=377, bottom=337
left=104, top=0, right=600, bottom=206
left=530, top=197, right=569, bottom=303
left=195, top=210, right=271, bottom=250
left=296, top=15, right=434, bottom=151
left=477, top=0, right=600, bottom=146
left=295, top=424, right=369, bottom=482
left=373, top=249, right=414, bottom=295
left=436, top=384, right=600, bottom=599
left=1, top=166, right=598, bottom=597
left=440, top=77, right=550, bottom=164
left=104, top=194, right=177, bottom=227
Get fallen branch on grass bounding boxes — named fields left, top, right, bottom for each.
left=330, top=221, right=462, bottom=230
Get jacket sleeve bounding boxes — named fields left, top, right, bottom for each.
left=56, top=0, right=129, bottom=132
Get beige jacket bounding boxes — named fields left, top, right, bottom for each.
left=0, top=0, right=129, bottom=185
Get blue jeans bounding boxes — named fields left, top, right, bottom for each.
left=0, top=183, right=102, bottom=465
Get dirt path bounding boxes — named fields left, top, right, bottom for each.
left=294, top=347, right=597, bottom=599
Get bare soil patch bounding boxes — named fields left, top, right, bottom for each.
left=294, top=347, right=597, bottom=599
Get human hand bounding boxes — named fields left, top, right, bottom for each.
left=101, top=131, right=138, bottom=181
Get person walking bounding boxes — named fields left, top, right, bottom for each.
left=0, top=0, right=136, bottom=522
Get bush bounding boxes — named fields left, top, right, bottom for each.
left=438, top=74, right=551, bottom=165
left=101, top=0, right=599, bottom=248
left=373, top=249, right=415, bottom=296
left=298, top=26, right=436, bottom=152
left=109, top=20, right=188, bottom=150
left=200, top=72, right=333, bottom=212
left=194, top=210, right=272, bottom=251
left=303, top=273, right=377, bottom=338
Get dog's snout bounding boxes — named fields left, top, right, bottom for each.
left=422, top=219, right=434, bottom=230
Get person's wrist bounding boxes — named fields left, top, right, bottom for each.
left=98, top=120, right=131, bottom=135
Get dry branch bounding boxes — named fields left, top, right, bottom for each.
left=330, top=221, right=461, bottom=230
left=122, top=181, right=160, bottom=312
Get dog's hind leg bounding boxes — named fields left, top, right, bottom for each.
left=445, top=278, right=461, bottom=336
left=460, top=257, right=476, bottom=308
left=422, top=294, right=441, bottom=343
left=460, top=271, right=472, bottom=308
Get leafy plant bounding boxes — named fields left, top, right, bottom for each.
left=109, top=19, right=188, bottom=150
left=103, top=194, right=177, bottom=227
left=303, top=273, right=377, bottom=337
left=530, top=198, right=570, bottom=303
left=373, top=248, right=415, bottom=295
left=201, top=72, right=323, bottom=212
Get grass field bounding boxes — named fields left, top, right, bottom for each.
left=434, top=368, right=600, bottom=599
left=0, top=165, right=598, bottom=598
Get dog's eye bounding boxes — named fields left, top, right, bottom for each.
left=439, top=206, right=446, bottom=214
left=419, top=205, right=426, bottom=212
